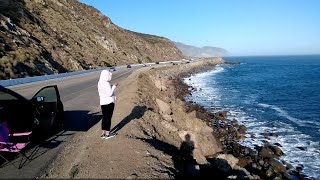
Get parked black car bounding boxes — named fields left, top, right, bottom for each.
left=109, top=67, right=116, bottom=71
left=0, top=85, right=64, bottom=137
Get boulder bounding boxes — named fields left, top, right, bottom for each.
left=160, top=120, right=178, bottom=132
left=178, top=131, right=221, bottom=164
left=269, top=158, right=286, bottom=173
left=268, top=145, right=284, bottom=156
left=156, top=98, right=172, bottom=115
left=216, top=154, right=239, bottom=169
left=154, top=79, right=167, bottom=91
left=259, top=147, right=277, bottom=158
left=162, top=114, right=173, bottom=122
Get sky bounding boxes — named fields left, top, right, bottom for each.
left=79, top=0, right=320, bottom=56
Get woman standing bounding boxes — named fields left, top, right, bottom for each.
left=98, top=70, right=118, bottom=139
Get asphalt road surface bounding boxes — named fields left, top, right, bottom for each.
left=0, top=66, right=141, bottom=178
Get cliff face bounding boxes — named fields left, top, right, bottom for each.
left=0, top=0, right=185, bottom=80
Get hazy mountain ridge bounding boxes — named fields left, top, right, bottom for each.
left=0, top=0, right=184, bottom=80
left=174, top=42, right=229, bottom=57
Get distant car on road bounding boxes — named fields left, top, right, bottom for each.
left=109, top=67, right=116, bottom=71
left=127, top=65, right=132, bottom=68
left=142, top=64, right=147, bottom=67
left=155, top=62, right=159, bottom=64
left=0, top=85, right=64, bottom=138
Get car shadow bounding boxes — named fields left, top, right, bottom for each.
left=0, top=110, right=102, bottom=168
left=111, top=106, right=147, bottom=134
left=63, top=110, right=102, bottom=131
left=0, top=130, right=72, bottom=169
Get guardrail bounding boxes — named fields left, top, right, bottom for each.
left=0, top=67, right=106, bottom=87
left=0, top=60, right=182, bottom=87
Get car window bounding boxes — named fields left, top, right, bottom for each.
left=0, top=91, right=19, bottom=100
left=34, top=87, right=57, bottom=102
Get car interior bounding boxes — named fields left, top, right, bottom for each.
left=0, top=86, right=63, bottom=137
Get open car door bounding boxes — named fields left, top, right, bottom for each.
left=31, top=85, right=64, bottom=133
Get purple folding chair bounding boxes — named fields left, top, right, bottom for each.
left=0, top=121, right=32, bottom=169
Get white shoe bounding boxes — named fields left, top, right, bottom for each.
left=103, top=133, right=116, bottom=139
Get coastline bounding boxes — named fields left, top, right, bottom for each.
left=135, top=58, right=311, bottom=179
left=41, top=58, right=311, bottom=179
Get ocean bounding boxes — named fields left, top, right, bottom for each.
left=184, top=55, right=320, bottom=179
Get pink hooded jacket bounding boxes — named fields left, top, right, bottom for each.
left=98, top=70, right=116, bottom=105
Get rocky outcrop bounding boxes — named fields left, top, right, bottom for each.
left=0, top=0, right=185, bottom=79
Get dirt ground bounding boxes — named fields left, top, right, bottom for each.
left=40, top=59, right=224, bottom=179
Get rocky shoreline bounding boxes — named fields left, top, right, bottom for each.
left=137, top=58, right=312, bottom=179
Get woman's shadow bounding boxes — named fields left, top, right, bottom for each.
left=110, top=105, right=147, bottom=134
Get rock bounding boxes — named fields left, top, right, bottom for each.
left=227, top=175, right=237, bottom=179
left=154, top=79, right=167, bottom=91
left=258, top=159, right=264, bottom=166
left=265, top=167, right=274, bottom=178
left=252, top=163, right=258, bottom=169
left=296, top=164, right=304, bottom=173
left=184, top=162, right=201, bottom=178
left=238, top=125, right=247, bottom=134
left=207, top=157, right=232, bottom=175
left=274, top=143, right=282, bottom=147
left=126, top=173, right=138, bottom=179
left=296, top=146, right=307, bottom=151
left=284, top=162, right=294, bottom=170
left=219, top=128, right=228, bottom=135
left=259, top=147, right=277, bottom=158
left=193, top=149, right=208, bottom=165
left=178, top=130, right=221, bottom=160
left=260, top=132, right=278, bottom=137
left=283, top=172, right=292, bottom=180
left=233, top=166, right=260, bottom=180
left=216, top=154, right=239, bottom=169
left=243, top=147, right=253, bottom=155
left=215, top=111, right=228, bottom=119
left=237, top=157, right=252, bottom=168
left=160, top=121, right=178, bottom=132
left=156, top=98, right=172, bottom=115
left=162, top=114, right=173, bottom=121
left=269, top=158, right=286, bottom=173
left=268, top=145, right=284, bottom=156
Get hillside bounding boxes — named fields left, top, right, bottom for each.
left=0, top=0, right=185, bottom=80
left=174, top=42, right=229, bottom=58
